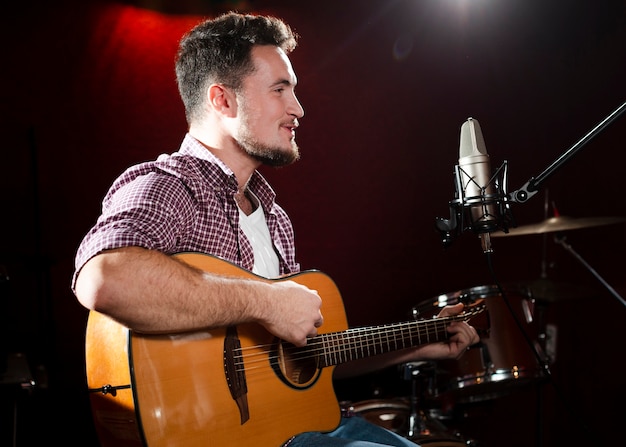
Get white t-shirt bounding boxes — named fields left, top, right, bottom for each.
left=238, top=194, right=280, bottom=279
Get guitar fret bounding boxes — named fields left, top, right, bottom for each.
left=332, top=333, right=338, bottom=365
left=341, top=332, right=348, bottom=363
left=359, top=333, right=364, bottom=358
left=381, top=328, right=391, bottom=352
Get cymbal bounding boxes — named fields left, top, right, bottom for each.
left=492, top=216, right=626, bottom=237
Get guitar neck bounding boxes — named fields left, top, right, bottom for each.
left=311, top=314, right=463, bottom=368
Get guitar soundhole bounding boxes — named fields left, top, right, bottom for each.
left=271, top=340, right=321, bottom=389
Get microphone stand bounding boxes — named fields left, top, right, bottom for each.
left=508, top=100, right=626, bottom=308
left=508, top=100, right=626, bottom=204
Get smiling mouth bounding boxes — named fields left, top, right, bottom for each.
left=282, top=123, right=298, bottom=138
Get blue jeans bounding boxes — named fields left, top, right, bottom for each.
left=287, top=416, right=419, bottom=446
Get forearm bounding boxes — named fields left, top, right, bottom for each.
left=74, top=246, right=274, bottom=334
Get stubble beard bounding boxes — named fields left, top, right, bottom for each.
left=238, top=132, right=300, bottom=168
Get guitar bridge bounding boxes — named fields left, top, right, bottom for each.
left=224, top=326, right=250, bottom=424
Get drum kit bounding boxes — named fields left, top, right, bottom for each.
left=341, top=214, right=626, bottom=446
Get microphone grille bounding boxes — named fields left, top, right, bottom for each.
left=459, top=117, right=487, bottom=158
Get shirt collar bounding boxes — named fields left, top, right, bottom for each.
left=179, top=133, right=277, bottom=212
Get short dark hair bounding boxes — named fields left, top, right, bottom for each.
left=175, top=12, right=298, bottom=123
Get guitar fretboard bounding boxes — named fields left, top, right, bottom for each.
left=306, top=312, right=474, bottom=368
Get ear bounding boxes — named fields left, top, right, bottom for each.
left=207, top=84, right=237, bottom=117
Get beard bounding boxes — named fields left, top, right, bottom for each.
left=237, top=131, right=300, bottom=168
left=235, top=96, right=301, bottom=167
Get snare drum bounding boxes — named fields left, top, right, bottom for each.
left=413, top=285, right=546, bottom=403
left=341, top=399, right=467, bottom=446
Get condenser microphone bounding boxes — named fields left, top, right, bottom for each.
left=458, top=118, right=499, bottom=252
left=435, top=118, right=513, bottom=252
left=435, top=118, right=515, bottom=253
left=459, top=118, right=498, bottom=252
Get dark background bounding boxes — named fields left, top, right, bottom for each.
left=1, top=0, right=625, bottom=446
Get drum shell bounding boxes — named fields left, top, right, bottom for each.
left=341, top=399, right=467, bottom=446
left=413, top=285, right=546, bottom=403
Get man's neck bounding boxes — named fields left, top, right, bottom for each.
left=188, top=126, right=260, bottom=192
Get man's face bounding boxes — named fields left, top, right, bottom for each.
left=234, top=45, right=305, bottom=167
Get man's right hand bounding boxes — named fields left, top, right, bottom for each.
left=259, top=280, right=323, bottom=347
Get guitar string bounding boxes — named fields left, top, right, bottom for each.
left=232, top=323, right=452, bottom=379
left=236, top=326, right=448, bottom=375
left=231, top=311, right=478, bottom=375
left=235, top=311, right=475, bottom=365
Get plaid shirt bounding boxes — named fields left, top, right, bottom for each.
left=73, top=134, right=299, bottom=287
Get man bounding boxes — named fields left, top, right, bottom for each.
left=73, top=12, right=478, bottom=446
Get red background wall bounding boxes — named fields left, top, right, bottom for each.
left=2, top=0, right=625, bottom=445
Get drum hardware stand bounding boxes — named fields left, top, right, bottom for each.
left=553, top=234, right=626, bottom=307
left=401, top=362, right=475, bottom=445
left=401, top=361, right=428, bottom=439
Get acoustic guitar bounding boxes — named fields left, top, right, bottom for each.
left=85, top=252, right=483, bottom=447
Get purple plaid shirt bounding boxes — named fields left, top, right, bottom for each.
left=73, top=134, right=299, bottom=287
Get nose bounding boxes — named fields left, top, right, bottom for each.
left=288, top=92, right=304, bottom=119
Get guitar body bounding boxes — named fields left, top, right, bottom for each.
left=85, top=253, right=347, bottom=447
